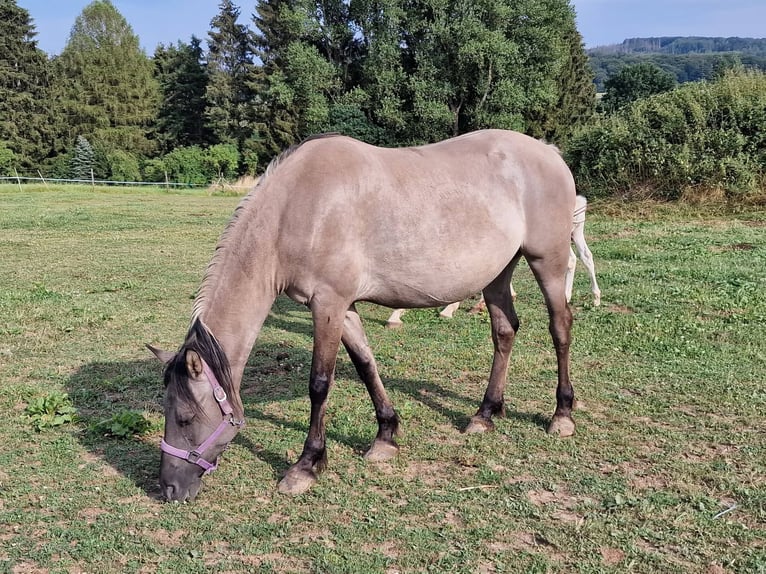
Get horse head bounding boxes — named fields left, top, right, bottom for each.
left=148, top=320, right=245, bottom=502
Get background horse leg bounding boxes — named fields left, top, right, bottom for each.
left=342, top=305, right=400, bottom=462
left=465, top=259, right=520, bottom=433
left=565, top=246, right=577, bottom=302
left=571, top=222, right=601, bottom=306
left=527, top=256, right=576, bottom=437
left=439, top=301, right=461, bottom=318
left=385, top=308, right=406, bottom=328
left=278, top=301, right=346, bottom=495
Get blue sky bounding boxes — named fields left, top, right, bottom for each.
left=17, top=0, right=766, bottom=55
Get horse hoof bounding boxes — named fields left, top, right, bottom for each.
left=547, top=416, right=575, bottom=437
left=364, top=440, right=399, bottom=462
left=385, top=321, right=403, bottom=329
left=438, top=311, right=455, bottom=319
left=464, top=417, right=494, bottom=434
left=277, top=469, right=317, bottom=495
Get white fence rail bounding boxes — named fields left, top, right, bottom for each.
left=0, top=175, right=206, bottom=188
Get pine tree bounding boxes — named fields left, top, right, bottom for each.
left=249, top=0, right=361, bottom=168
left=205, top=0, right=255, bottom=152
left=52, top=0, right=159, bottom=162
left=154, top=36, right=212, bottom=153
left=0, top=0, right=53, bottom=170
left=70, top=135, right=94, bottom=178
left=527, top=23, right=596, bottom=144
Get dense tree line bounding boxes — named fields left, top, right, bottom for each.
left=589, top=52, right=766, bottom=92
left=592, top=36, right=766, bottom=57
left=588, top=37, right=766, bottom=91
left=567, top=69, right=766, bottom=199
left=0, top=0, right=594, bottom=181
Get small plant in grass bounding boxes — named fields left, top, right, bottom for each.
left=25, top=392, right=78, bottom=431
left=90, top=410, right=152, bottom=438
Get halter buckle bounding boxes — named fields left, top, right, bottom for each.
left=187, top=450, right=202, bottom=464
left=213, top=387, right=227, bottom=403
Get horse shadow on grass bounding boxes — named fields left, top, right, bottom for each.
left=65, top=299, right=551, bottom=499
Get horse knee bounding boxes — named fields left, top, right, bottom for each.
left=309, top=373, right=331, bottom=403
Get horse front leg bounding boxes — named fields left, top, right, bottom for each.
left=466, top=272, right=519, bottom=434
left=342, top=305, right=400, bottom=462
left=278, top=303, right=345, bottom=495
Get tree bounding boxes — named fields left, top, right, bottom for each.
left=527, top=24, right=595, bottom=143
left=51, top=0, right=159, bottom=164
left=0, top=0, right=53, bottom=169
left=360, top=0, right=580, bottom=143
left=154, top=37, right=212, bottom=153
left=205, top=0, right=256, bottom=153
left=600, top=62, right=677, bottom=112
left=70, top=135, right=94, bottom=178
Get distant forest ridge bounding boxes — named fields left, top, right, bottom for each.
left=588, top=36, right=766, bottom=56
left=587, top=36, right=766, bottom=91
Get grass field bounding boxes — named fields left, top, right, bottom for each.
left=0, top=184, right=764, bottom=573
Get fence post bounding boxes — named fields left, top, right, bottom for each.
left=13, top=168, right=22, bottom=192
left=37, top=170, right=49, bottom=190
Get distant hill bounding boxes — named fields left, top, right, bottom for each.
left=587, top=36, right=766, bottom=91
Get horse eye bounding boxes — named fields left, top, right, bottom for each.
left=177, top=414, right=195, bottom=427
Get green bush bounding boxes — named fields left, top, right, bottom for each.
left=567, top=70, right=766, bottom=199
left=203, top=143, right=239, bottom=181
left=90, top=410, right=152, bottom=439
left=25, top=392, right=77, bottom=431
left=0, top=142, right=16, bottom=176
left=105, top=150, right=141, bottom=182
left=145, top=144, right=242, bottom=185
left=162, top=145, right=208, bottom=185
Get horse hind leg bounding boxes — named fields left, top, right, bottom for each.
left=527, top=254, right=576, bottom=437
left=465, top=260, right=520, bottom=433
left=342, top=304, right=400, bottom=462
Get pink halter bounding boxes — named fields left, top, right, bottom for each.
left=160, top=361, right=245, bottom=474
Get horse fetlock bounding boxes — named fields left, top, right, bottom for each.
left=364, top=439, right=399, bottom=462
left=547, top=414, right=575, bottom=437
left=464, top=415, right=495, bottom=434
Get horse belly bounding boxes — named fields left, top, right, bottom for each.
left=362, top=222, right=522, bottom=308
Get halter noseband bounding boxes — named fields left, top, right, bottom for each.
left=160, top=361, right=245, bottom=474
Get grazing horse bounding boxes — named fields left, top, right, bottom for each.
left=385, top=195, right=601, bottom=327
left=148, top=129, right=578, bottom=502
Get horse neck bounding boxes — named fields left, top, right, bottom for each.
left=194, top=215, right=280, bottom=390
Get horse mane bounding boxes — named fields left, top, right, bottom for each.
left=163, top=318, right=234, bottom=418
left=192, top=133, right=342, bottom=321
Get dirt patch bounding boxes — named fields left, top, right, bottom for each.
left=361, top=539, right=400, bottom=559
left=527, top=487, right=583, bottom=510
left=146, top=528, right=184, bottom=547
left=12, top=563, right=49, bottom=574
left=600, top=547, right=626, bottom=565
left=240, top=552, right=310, bottom=573
left=77, top=507, right=108, bottom=524
left=605, top=303, right=635, bottom=314
left=709, top=242, right=756, bottom=252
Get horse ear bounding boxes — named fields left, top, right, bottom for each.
left=146, top=344, right=175, bottom=365
left=185, top=349, right=204, bottom=379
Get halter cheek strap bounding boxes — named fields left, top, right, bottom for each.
left=160, top=362, right=245, bottom=474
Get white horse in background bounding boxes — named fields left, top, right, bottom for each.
left=385, top=195, right=601, bottom=328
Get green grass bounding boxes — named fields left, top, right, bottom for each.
left=0, top=184, right=764, bottom=573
